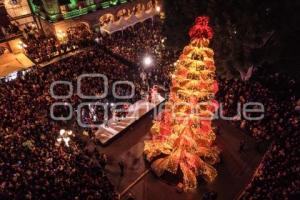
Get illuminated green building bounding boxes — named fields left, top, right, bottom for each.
left=29, top=0, right=131, bottom=22
left=25, top=0, right=157, bottom=35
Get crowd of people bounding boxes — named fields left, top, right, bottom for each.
left=23, top=24, right=93, bottom=63
left=1, top=14, right=299, bottom=199
left=241, top=131, right=299, bottom=199
left=22, top=17, right=177, bottom=88
left=0, top=22, right=20, bottom=40
left=102, top=19, right=164, bottom=64
left=217, top=67, right=299, bottom=141
left=217, top=67, right=299, bottom=199
left=0, top=16, right=180, bottom=199
left=0, top=44, right=148, bottom=199
left=101, top=17, right=179, bottom=90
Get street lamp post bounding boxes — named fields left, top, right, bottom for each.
left=142, top=55, right=154, bottom=92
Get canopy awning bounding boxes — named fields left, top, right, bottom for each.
left=100, top=8, right=158, bottom=34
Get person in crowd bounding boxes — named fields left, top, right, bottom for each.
left=118, top=160, right=125, bottom=177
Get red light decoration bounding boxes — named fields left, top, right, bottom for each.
left=189, top=16, right=214, bottom=40
left=144, top=16, right=220, bottom=191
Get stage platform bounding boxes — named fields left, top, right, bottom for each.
left=95, top=96, right=165, bottom=145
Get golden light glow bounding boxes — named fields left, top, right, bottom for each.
left=156, top=6, right=161, bottom=12
left=144, top=33, right=220, bottom=191
left=56, top=30, right=67, bottom=43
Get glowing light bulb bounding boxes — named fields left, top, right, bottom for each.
left=143, top=56, right=153, bottom=67
left=156, top=6, right=161, bottom=12
left=60, top=129, right=65, bottom=136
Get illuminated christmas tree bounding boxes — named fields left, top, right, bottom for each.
left=144, top=16, right=220, bottom=190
